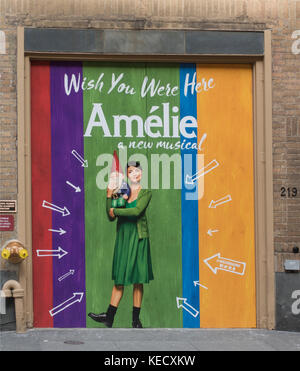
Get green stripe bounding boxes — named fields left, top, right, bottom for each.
left=83, top=62, right=182, bottom=328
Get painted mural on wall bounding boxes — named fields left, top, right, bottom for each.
left=31, top=61, right=256, bottom=328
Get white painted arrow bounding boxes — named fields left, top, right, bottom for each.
left=66, top=180, right=81, bottom=193
left=207, top=228, right=219, bottom=237
left=209, top=195, right=232, bottom=209
left=58, top=269, right=75, bottom=282
left=204, top=253, right=246, bottom=276
left=193, top=281, right=208, bottom=290
left=42, top=200, right=70, bottom=217
left=36, top=247, right=68, bottom=260
left=186, top=159, right=219, bottom=184
left=49, top=292, right=84, bottom=317
left=71, top=149, right=88, bottom=168
left=176, top=297, right=199, bottom=318
left=48, top=228, right=67, bottom=235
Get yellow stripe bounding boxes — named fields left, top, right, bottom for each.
left=197, top=64, right=256, bottom=328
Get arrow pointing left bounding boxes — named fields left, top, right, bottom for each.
left=208, top=195, right=232, bottom=209
left=49, top=292, right=84, bottom=317
left=204, top=253, right=246, bottom=276
left=36, top=247, right=68, bottom=259
left=207, top=228, right=219, bottom=237
left=186, top=159, right=219, bottom=185
left=193, top=281, right=208, bottom=290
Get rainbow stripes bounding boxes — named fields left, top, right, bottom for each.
left=32, top=61, right=86, bottom=327
left=31, top=61, right=202, bottom=328
left=31, top=61, right=255, bottom=328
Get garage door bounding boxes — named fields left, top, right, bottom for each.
left=31, top=61, right=256, bottom=328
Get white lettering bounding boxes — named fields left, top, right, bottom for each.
left=64, top=73, right=81, bottom=96
left=85, top=102, right=199, bottom=139
left=184, top=72, right=215, bottom=96
left=180, top=116, right=197, bottom=139
left=144, top=115, right=163, bottom=138
left=141, top=77, right=178, bottom=98
left=113, top=115, right=144, bottom=138
left=291, top=290, right=300, bottom=315
left=108, top=73, right=124, bottom=94
left=84, top=103, right=111, bottom=137
left=292, top=30, right=300, bottom=55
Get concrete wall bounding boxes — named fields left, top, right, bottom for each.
left=0, top=0, right=300, bottom=331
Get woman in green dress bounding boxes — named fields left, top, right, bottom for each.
left=88, top=161, right=153, bottom=328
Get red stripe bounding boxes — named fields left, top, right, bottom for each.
left=31, top=61, right=53, bottom=327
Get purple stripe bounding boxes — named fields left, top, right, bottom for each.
left=50, top=62, right=86, bottom=327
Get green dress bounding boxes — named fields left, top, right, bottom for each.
left=112, top=199, right=154, bottom=286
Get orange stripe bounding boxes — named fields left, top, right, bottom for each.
left=197, top=64, right=256, bottom=328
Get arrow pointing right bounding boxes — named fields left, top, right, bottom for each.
left=48, top=228, right=67, bottom=235
left=42, top=200, right=70, bottom=216
left=58, top=269, right=75, bottom=282
left=49, top=292, right=84, bottom=317
left=36, top=247, right=68, bottom=260
left=66, top=180, right=81, bottom=193
left=71, top=149, right=88, bottom=168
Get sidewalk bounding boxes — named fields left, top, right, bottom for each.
left=1, top=328, right=300, bottom=351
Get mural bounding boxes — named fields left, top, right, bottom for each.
left=31, top=61, right=256, bottom=328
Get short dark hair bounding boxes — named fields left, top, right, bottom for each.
left=126, top=161, right=142, bottom=170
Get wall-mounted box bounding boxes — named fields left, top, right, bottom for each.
left=284, top=260, right=300, bottom=272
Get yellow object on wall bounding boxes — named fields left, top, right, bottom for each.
left=197, top=64, right=256, bottom=328
left=1, top=240, right=28, bottom=264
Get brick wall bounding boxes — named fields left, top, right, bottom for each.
left=0, top=0, right=300, bottom=273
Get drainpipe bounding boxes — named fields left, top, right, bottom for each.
left=1, top=240, right=28, bottom=333
left=2, top=280, right=26, bottom=333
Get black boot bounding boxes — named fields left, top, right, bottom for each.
left=88, top=305, right=117, bottom=328
left=132, top=319, right=143, bottom=328
left=88, top=312, right=113, bottom=328
left=132, top=306, right=143, bottom=328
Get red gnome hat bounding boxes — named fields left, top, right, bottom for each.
left=110, top=150, right=124, bottom=175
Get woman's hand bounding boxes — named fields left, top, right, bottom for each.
left=107, top=171, right=123, bottom=198
left=107, top=188, right=113, bottom=198
left=109, top=208, right=115, bottom=219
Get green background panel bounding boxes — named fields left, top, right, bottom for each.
left=83, top=62, right=182, bottom=328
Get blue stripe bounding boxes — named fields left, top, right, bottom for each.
left=180, top=64, right=200, bottom=328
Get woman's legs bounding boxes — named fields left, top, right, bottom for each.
left=132, top=284, right=143, bottom=328
left=110, top=284, right=124, bottom=307
left=100, top=285, right=124, bottom=327
left=133, top=283, right=143, bottom=307
left=88, top=284, right=124, bottom=327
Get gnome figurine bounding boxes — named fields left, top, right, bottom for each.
left=109, top=151, right=130, bottom=208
